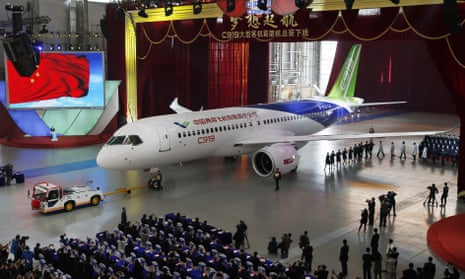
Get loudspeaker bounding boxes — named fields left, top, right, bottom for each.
left=444, top=0, right=461, bottom=34
left=100, top=17, right=110, bottom=40
left=2, top=33, right=39, bottom=77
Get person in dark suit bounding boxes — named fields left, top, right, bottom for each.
left=362, top=247, right=373, bottom=279
left=274, top=168, right=282, bottom=191
left=422, top=256, right=436, bottom=279
left=339, top=239, right=349, bottom=276
left=120, top=207, right=127, bottom=226
left=402, top=263, right=417, bottom=279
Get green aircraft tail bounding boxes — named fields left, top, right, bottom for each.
left=327, top=44, right=361, bottom=103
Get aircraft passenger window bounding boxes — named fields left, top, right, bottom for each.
left=128, top=135, right=143, bottom=146
left=215, top=127, right=218, bottom=132
left=188, top=131, right=191, bottom=137
left=239, top=123, right=243, bottom=128
left=197, top=130, right=201, bottom=135
left=201, top=129, right=205, bottom=135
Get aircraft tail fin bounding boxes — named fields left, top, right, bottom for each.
left=327, top=44, right=363, bottom=105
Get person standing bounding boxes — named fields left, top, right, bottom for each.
left=425, top=184, right=439, bottom=206
left=3, top=163, right=13, bottom=185
left=301, top=243, right=313, bottom=272
left=421, top=145, right=428, bottom=162
left=400, top=141, right=407, bottom=160
left=370, top=228, right=380, bottom=254
left=440, top=182, right=449, bottom=207
left=324, top=152, right=331, bottom=171
left=390, top=142, right=396, bottom=160
left=372, top=250, right=382, bottom=279
left=155, top=170, right=163, bottom=190
left=367, top=197, right=376, bottom=226
left=377, top=140, right=385, bottom=159
left=412, top=142, right=418, bottom=161
left=362, top=247, right=373, bottom=279
left=402, top=263, right=417, bottom=279
left=359, top=208, right=369, bottom=232
left=274, top=168, right=282, bottom=191
left=339, top=239, right=349, bottom=277
left=121, top=207, right=127, bottom=226
left=387, top=191, right=397, bottom=216
left=422, top=256, right=436, bottom=279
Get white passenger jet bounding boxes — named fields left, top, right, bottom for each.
left=96, top=44, right=445, bottom=177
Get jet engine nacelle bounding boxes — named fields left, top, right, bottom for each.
left=251, top=143, right=299, bottom=177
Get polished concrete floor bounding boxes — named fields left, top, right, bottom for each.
left=0, top=110, right=463, bottom=278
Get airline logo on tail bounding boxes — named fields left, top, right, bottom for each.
left=327, top=44, right=361, bottom=103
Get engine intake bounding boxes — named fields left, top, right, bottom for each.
left=251, top=143, right=299, bottom=177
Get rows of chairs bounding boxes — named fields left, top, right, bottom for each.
left=31, top=212, right=289, bottom=278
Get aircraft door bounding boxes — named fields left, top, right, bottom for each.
left=156, top=125, right=171, bottom=152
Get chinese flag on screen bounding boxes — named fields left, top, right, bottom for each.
left=7, top=53, right=90, bottom=104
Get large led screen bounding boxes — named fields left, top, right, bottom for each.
left=6, top=51, right=105, bottom=109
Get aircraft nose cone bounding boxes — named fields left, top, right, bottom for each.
left=96, top=148, right=118, bottom=169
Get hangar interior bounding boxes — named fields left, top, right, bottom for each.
left=0, top=0, right=465, bottom=278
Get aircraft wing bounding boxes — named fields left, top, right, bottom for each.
left=235, top=129, right=454, bottom=146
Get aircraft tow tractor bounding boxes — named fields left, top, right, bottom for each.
left=29, top=181, right=147, bottom=214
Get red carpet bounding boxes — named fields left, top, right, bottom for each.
left=427, top=214, right=465, bottom=272
left=0, top=135, right=111, bottom=148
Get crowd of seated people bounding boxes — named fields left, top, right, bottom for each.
left=1, top=212, right=315, bottom=278
left=420, top=135, right=460, bottom=166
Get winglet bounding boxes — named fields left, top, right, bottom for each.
left=169, top=98, right=192, bottom=113
left=327, top=44, right=362, bottom=104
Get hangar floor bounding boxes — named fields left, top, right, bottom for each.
left=0, top=110, right=463, bottom=277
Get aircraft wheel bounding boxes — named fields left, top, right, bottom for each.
left=91, top=196, right=100, bottom=206
left=64, top=202, right=75, bottom=212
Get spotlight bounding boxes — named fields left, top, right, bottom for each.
left=164, top=0, right=173, bottom=16
left=226, top=0, right=235, bottom=12
left=295, top=0, right=312, bottom=8
left=193, top=0, right=202, bottom=14
left=344, top=0, right=354, bottom=10
left=390, top=0, right=399, bottom=4
left=257, top=0, right=267, bottom=10
left=57, top=44, right=62, bottom=51
left=49, top=44, right=54, bottom=51
left=138, top=5, right=148, bottom=18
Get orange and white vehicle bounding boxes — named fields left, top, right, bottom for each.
left=30, top=181, right=104, bottom=213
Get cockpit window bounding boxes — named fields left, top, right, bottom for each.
left=107, top=135, right=143, bottom=146
left=107, top=136, right=126, bottom=145
left=128, top=135, right=143, bottom=146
